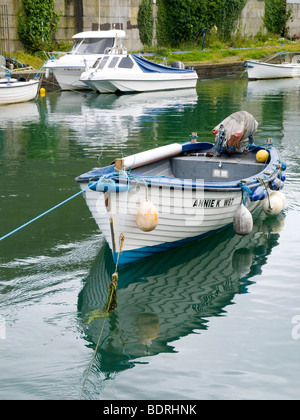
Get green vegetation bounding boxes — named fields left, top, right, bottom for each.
left=7, top=0, right=298, bottom=70
left=138, top=0, right=153, bottom=47
left=264, top=0, right=293, bottom=37
left=17, top=0, right=62, bottom=53
left=9, top=37, right=300, bottom=71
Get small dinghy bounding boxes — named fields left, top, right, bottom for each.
left=0, top=75, right=40, bottom=105
left=245, top=51, right=300, bottom=80
left=76, top=111, right=286, bottom=266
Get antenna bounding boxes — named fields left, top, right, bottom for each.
left=98, top=0, right=101, bottom=31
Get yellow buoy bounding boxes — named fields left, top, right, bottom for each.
left=256, top=149, right=269, bottom=163
left=136, top=200, right=158, bottom=232
left=40, top=87, right=46, bottom=96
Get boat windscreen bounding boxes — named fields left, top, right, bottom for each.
left=70, top=38, right=115, bottom=55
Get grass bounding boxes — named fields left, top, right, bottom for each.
left=147, top=42, right=300, bottom=65
left=5, top=36, right=300, bottom=70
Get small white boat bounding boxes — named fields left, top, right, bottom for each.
left=80, top=54, right=198, bottom=93
left=44, top=29, right=127, bottom=91
left=76, top=112, right=286, bottom=267
left=0, top=77, right=40, bottom=105
left=245, top=52, right=300, bottom=80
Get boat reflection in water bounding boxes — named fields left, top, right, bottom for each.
left=78, top=211, right=284, bottom=376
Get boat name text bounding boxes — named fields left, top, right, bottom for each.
left=193, top=198, right=234, bottom=208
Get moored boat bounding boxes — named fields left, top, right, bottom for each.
left=75, top=112, right=286, bottom=267
left=80, top=54, right=198, bottom=93
left=0, top=76, right=40, bottom=105
left=44, top=29, right=127, bottom=91
left=245, top=51, right=300, bottom=80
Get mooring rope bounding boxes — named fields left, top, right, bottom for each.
left=79, top=171, right=131, bottom=398
left=0, top=184, right=94, bottom=242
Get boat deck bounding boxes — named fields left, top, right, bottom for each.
left=131, top=150, right=266, bottom=183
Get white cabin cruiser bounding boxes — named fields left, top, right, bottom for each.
left=44, top=29, right=127, bottom=91
left=80, top=54, right=198, bottom=93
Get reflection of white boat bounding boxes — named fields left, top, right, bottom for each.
left=247, top=78, right=300, bottom=97
left=0, top=77, right=39, bottom=105
left=0, top=101, right=39, bottom=125
left=76, top=112, right=286, bottom=267
left=45, top=89, right=198, bottom=146
left=80, top=54, right=198, bottom=93
left=245, top=52, right=300, bottom=80
left=78, top=214, right=284, bottom=373
left=44, top=30, right=127, bottom=91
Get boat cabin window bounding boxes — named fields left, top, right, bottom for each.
left=118, top=56, right=134, bottom=69
left=92, top=57, right=102, bottom=68
left=69, top=38, right=115, bottom=55
left=108, top=57, right=120, bottom=68
left=97, top=56, right=110, bottom=69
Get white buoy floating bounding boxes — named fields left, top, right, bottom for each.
left=233, top=203, right=253, bottom=236
left=262, top=191, right=286, bottom=216
left=136, top=200, right=159, bottom=232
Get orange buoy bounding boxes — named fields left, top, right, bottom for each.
left=136, top=200, right=158, bottom=232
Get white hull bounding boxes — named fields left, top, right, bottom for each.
left=246, top=60, right=300, bottom=80
left=80, top=183, right=260, bottom=265
left=48, top=66, right=89, bottom=91
left=0, top=79, right=39, bottom=105
left=89, top=75, right=197, bottom=93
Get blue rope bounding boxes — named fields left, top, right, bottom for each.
left=0, top=184, right=94, bottom=242
left=238, top=182, right=253, bottom=206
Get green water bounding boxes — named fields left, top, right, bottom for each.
left=0, top=77, right=300, bottom=400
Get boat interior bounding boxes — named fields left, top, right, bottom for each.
left=131, top=147, right=267, bottom=183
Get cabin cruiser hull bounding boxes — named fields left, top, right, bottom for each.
left=83, top=74, right=198, bottom=93
left=45, top=65, right=89, bottom=91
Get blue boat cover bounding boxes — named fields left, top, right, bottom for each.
left=132, top=54, right=194, bottom=74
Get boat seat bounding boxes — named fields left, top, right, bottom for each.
left=171, top=155, right=265, bottom=183
left=131, top=157, right=175, bottom=177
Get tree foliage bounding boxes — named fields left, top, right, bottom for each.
left=216, top=0, right=247, bottom=40
left=18, top=0, right=62, bottom=52
left=156, top=0, right=225, bottom=46
left=138, top=0, right=153, bottom=46
left=155, top=0, right=249, bottom=46
left=264, top=0, right=293, bottom=37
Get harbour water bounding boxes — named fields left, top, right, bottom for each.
left=0, top=76, right=300, bottom=400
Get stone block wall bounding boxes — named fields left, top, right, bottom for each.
left=1, top=0, right=300, bottom=54
left=239, top=0, right=265, bottom=36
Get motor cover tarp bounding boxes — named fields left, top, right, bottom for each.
left=132, top=54, right=194, bottom=74
left=212, top=111, right=258, bottom=154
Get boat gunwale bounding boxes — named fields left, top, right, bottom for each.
left=75, top=143, right=281, bottom=191
left=0, top=79, right=40, bottom=89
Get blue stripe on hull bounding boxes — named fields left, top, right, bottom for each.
left=113, top=225, right=229, bottom=267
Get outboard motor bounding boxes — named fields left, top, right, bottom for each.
left=212, top=111, right=258, bottom=155
left=171, top=61, right=185, bottom=69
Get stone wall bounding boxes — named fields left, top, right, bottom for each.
left=0, top=0, right=145, bottom=52
left=1, top=0, right=300, bottom=54
left=239, top=0, right=265, bottom=36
